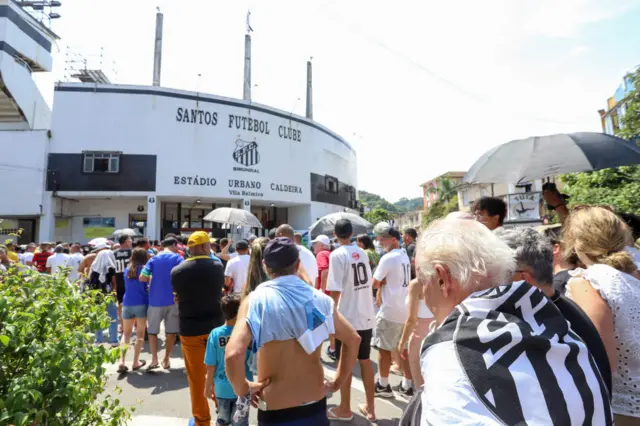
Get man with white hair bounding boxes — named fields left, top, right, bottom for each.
left=445, top=211, right=474, bottom=220
left=416, top=219, right=612, bottom=425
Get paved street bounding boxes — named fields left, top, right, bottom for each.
left=106, top=333, right=408, bottom=425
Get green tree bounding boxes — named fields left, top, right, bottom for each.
left=423, top=195, right=460, bottom=226
left=0, top=266, right=133, bottom=425
left=561, top=67, right=640, bottom=213
left=364, top=207, right=392, bottom=225
left=427, top=177, right=459, bottom=204
left=393, top=197, right=423, bottom=212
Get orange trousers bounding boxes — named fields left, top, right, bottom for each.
left=181, top=335, right=211, bottom=426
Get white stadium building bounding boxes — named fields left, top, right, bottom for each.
left=0, top=2, right=359, bottom=244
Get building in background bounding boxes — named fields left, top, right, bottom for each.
left=394, top=210, right=423, bottom=233
left=420, top=169, right=558, bottom=227
left=420, top=171, right=465, bottom=209
left=598, top=66, right=638, bottom=136
left=0, top=3, right=359, bottom=244
left=456, top=182, right=508, bottom=211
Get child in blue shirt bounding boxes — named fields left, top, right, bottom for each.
left=204, top=294, right=251, bottom=426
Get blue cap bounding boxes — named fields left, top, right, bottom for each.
left=263, top=237, right=299, bottom=269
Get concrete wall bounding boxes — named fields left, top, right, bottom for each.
left=53, top=197, right=146, bottom=243
left=0, top=130, right=48, bottom=216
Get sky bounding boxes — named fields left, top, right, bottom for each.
left=34, top=0, right=640, bottom=202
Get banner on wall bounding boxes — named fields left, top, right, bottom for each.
left=83, top=217, right=115, bottom=239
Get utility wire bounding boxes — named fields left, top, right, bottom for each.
left=317, top=5, right=592, bottom=126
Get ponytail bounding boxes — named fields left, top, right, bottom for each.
left=600, top=251, right=637, bottom=275
left=127, top=248, right=149, bottom=279
left=127, top=258, right=138, bottom=279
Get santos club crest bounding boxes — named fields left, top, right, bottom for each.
left=233, top=139, right=260, bottom=167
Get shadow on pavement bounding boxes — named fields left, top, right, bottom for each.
left=120, top=369, right=189, bottom=395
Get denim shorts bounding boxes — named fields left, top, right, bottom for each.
left=218, top=397, right=248, bottom=426
left=122, top=304, right=148, bottom=319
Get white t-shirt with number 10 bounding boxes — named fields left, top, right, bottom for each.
left=326, top=245, right=375, bottom=331
left=373, top=248, right=411, bottom=324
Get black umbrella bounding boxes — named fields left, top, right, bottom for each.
left=463, top=132, right=640, bottom=184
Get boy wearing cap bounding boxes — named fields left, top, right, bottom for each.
left=224, top=241, right=251, bottom=294
left=171, top=231, right=225, bottom=426
left=225, top=237, right=361, bottom=426
left=372, top=226, right=413, bottom=398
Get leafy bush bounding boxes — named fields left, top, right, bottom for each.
left=0, top=265, right=132, bottom=425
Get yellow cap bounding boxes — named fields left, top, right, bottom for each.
left=188, top=231, right=210, bottom=247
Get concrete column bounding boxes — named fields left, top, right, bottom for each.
left=146, top=195, right=159, bottom=241
left=240, top=199, right=251, bottom=240
left=243, top=35, right=252, bottom=101
left=38, top=192, right=55, bottom=242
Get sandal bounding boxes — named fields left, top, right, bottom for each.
left=327, top=407, right=353, bottom=422
left=162, top=359, right=171, bottom=370
left=132, top=360, right=147, bottom=371
left=116, top=365, right=129, bottom=374
left=146, top=363, right=160, bottom=372
left=358, top=403, right=376, bottom=422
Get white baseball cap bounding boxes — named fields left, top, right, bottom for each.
left=92, top=241, right=110, bottom=251
left=311, top=235, right=331, bottom=246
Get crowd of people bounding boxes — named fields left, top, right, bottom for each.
left=1, top=190, right=639, bottom=426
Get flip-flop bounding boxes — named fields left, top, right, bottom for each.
left=327, top=407, right=353, bottom=422
left=162, top=360, right=171, bottom=370
left=358, top=404, right=376, bottom=422
left=132, top=360, right=147, bottom=371
left=116, top=365, right=128, bottom=374
left=146, top=363, right=160, bottom=372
